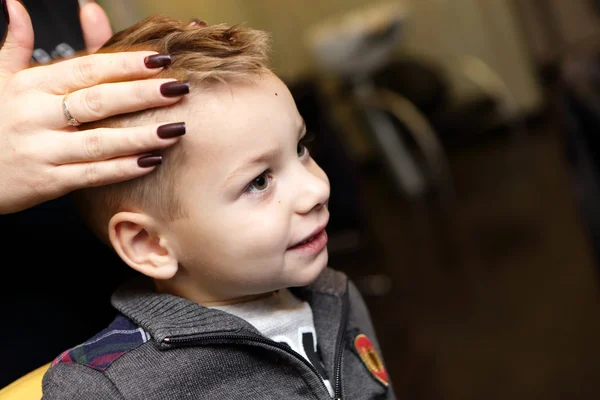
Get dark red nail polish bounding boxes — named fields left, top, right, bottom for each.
left=157, top=122, right=186, bottom=139
left=190, top=19, right=207, bottom=27
left=1, top=0, right=10, bottom=25
left=160, top=81, right=190, bottom=97
left=138, top=155, right=162, bottom=168
left=144, top=54, right=172, bottom=69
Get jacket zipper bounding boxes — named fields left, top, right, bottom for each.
left=163, top=287, right=350, bottom=399
left=163, top=333, right=332, bottom=398
left=333, top=287, right=350, bottom=400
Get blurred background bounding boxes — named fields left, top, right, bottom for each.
left=5, top=0, right=600, bottom=398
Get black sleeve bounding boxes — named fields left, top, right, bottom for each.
left=1, top=0, right=86, bottom=63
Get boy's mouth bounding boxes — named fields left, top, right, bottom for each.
left=287, top=216, right=329, bottom=252
left=287, top=229, right=328, bottom=253
left=297, top=233, right=319, bottom=246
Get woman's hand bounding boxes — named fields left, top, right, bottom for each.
left=0, top=0, right=190, bottom=214
left=79, top=0, right=114, bottom=53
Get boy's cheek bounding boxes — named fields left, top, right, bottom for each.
left=239, top=219, right=288, bottom=249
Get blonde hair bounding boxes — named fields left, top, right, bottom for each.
left=72, top=15, right=271, bottom=244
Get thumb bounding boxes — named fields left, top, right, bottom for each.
left=80, top=1, right=112, bottom=53
left=0, top=0, right=34, bottom=76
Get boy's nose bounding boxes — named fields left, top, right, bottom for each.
left=294, top=167, right=330, bottom=215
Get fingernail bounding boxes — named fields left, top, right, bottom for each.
left=138, top=155, right=162, bottom=168
left=2, top=0, right=10, bottom=25
left=190, top=19, right=207, bottom=27
left=160, top=81, right=190, bottom=97
left=144, top=54, right=172, bottom=69
left=157, top=122, right=186, bottom=139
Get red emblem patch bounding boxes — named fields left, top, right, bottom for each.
left=354, top=334, right=388, bottom=386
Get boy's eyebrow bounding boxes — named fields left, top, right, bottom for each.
left=223, top=119, right=306, bottom=187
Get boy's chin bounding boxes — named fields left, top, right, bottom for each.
left=289, top=251, right=329, bottom=288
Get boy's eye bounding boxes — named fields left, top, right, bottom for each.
left=246, top=171, right=270, bottom=193
left=297, top=142, right=307, bottom=158
left=298, top=131, right=315, bottom=158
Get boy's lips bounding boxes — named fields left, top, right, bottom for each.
left=288, top=216, right=330, bottom=249
left=287, top=229, right=328, bottom=255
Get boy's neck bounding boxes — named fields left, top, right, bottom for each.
left=153, top=279, right=276, bottom=307
left=202, top=291, right=277, bottom=307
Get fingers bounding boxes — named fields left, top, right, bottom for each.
left=43, top=78, right=189, bottom=129
left=79, top=1, right=112, bottom=53
left=188, top=19, right=207, bottom=27
left=0, top=0, right=34, bottom=76
left=30, top=50, right=170, bottom=95
left=56, top=153, right=163, bottom=192
left=52, top=122, right=186, bottom=164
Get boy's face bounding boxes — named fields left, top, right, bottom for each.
left=163, top=73, right=330, bottom=302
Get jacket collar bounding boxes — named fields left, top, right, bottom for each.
left=111, top=268, right=348, bottom=343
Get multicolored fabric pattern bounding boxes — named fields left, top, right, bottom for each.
left=51, top=314, right=150, bottom=371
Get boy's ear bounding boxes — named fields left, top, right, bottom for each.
left=108, top=212, right=178, bottom=280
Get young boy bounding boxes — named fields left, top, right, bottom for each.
left=42, top=15, right=394, bottom=400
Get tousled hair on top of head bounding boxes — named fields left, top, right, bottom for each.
left=71, top=15, right=272, bottom=245
left=98, top=14, right=271, bottom=84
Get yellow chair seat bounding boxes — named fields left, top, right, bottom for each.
left=0, top=363, right=51, bottom=400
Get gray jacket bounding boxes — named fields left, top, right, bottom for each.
left=42, top=268, right=395, bottom=399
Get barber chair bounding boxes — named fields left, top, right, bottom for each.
left=0, top=362, right=50, bottom=399
left=304, top=1, right=453, bottom=200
